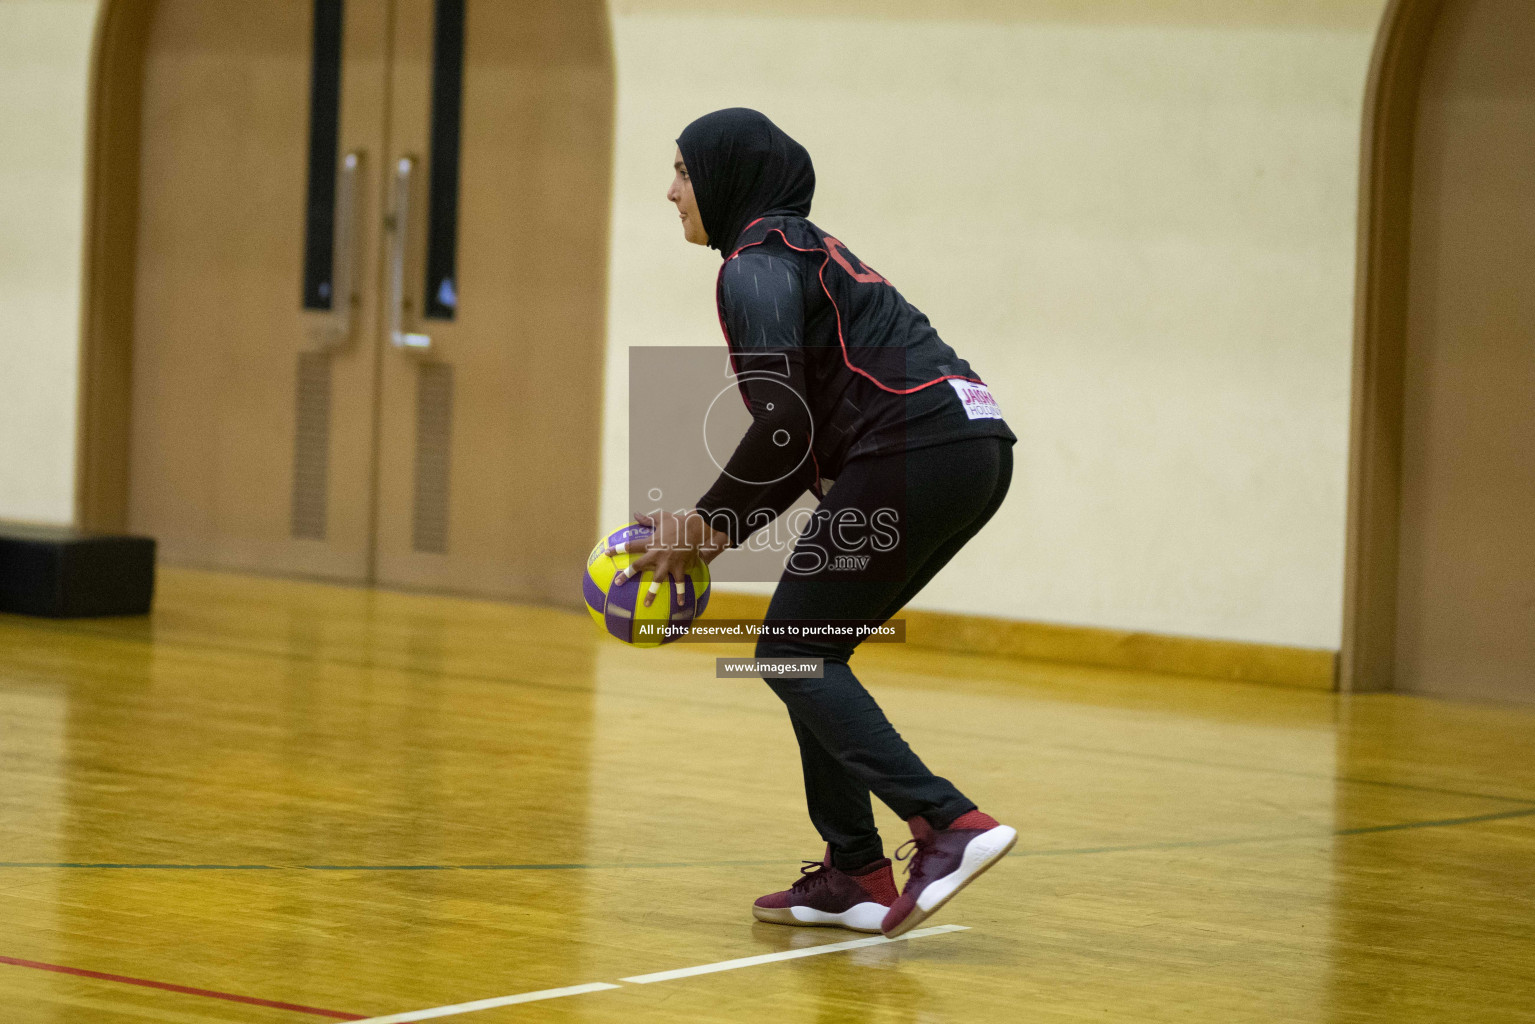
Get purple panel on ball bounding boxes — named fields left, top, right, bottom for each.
left=608, top=572, right=640, bottom=613
left=605, top=524, right=652, bottom=550
left=582, top=571, right=607, bottom=613
left=605, top=570, right=640, bottom=643
left=696, top=585, right=709, bottom=617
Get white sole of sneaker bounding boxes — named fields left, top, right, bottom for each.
left=752, top=901, right=888, bottom=933
left=884, top=824, right=1018, bottom=939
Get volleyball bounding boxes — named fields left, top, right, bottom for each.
left=583, top=522, right=711, bottom=647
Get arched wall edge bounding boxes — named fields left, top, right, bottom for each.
left=1340, top=0, right=1446, bottom=692
left=75, top=0, right=150, bottom=533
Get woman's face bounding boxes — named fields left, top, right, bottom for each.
left=667, top=146, right=708, bottom=246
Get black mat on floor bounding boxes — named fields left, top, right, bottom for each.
left=0, top=522, right=156, bottom=617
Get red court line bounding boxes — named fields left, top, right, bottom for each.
left=0, top=955, right=366, bottom=1020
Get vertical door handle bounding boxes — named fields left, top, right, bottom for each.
left=309, top=150, right=364, bottom=350
left=388, top=156, right=433, bottom=353
left=329, top=150, right=363, bottom=347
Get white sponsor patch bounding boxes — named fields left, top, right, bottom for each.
left=947, top=379, right=1004, bottom=420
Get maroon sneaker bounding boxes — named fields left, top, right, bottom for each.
left=881, top=810, right=1017, bottom=938
left=753, top=848, right=898, bottom=933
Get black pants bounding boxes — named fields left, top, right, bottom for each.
left=756, top=436, right=1013, bottom=871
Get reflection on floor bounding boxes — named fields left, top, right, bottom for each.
left=1, top=568, right=1531, bottom=1023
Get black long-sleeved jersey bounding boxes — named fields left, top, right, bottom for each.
left=694, top=216, right=1016, bottom=547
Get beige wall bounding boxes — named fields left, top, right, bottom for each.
left=0, top=0, right=1387, bottom=650
left=0, top=0, right=98, bottom=525
left=602, top=0, right=1387, bottom=650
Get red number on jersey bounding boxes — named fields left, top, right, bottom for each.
left=824, top=236, right=889, bottom=285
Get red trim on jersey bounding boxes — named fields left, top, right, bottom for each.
left=719, top=227, right=984, bottom=396
left=713, top=259, right=751, bottom=411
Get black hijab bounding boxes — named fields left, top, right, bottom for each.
left=676, top=108, right=815, bottom=257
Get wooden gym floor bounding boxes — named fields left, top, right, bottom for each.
left=2, top=568, right=1532, bottom=1023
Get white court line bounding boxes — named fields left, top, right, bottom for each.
left=621, top=924, right=969, bottom=984
left=348, top=924, right=968, bottom=1023
left=349, top=983, right=622, bottom=1023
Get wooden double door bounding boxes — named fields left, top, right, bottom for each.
left=125, top=0, right=610, bottom=605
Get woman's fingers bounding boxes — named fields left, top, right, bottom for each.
left=611, top=512, right=697, bottom=607
left=605, top=534, right=649, bottom=557
left=642, top=559, right=679, bottom=606
left=661, top=558, right=695, bottom=606
left=614, top=549, right=653, bottom=585
left=616, top=552, right=690, bottom=608
left=608, top=512, right=656, bottom=556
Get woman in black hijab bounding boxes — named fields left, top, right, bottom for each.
left=613, top=108, right=1017, bottom=938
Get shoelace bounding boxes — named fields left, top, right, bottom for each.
left=893, top=836, right=932, bottom=880
left=790, top=860, right=832, bottom=892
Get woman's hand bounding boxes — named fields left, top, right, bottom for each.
left=606, top=510, right=731, bottom=607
